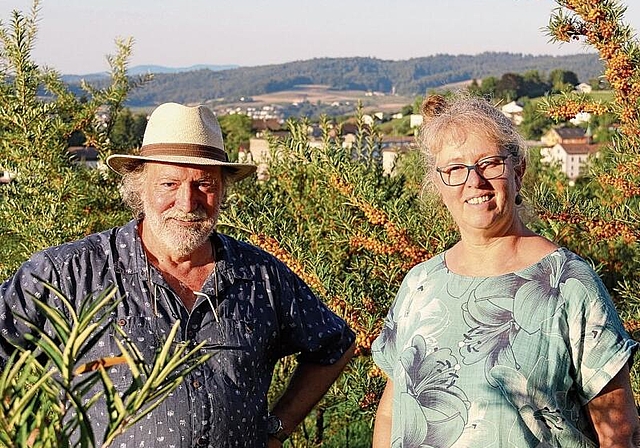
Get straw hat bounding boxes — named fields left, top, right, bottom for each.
left=106, top=102, right=257, bottom=181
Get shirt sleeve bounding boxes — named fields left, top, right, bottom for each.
left=270, top=262, right=355, bottom=365
left=564, top=263, right=638, bottom=405
left=0, top=250, right=63, bottom=359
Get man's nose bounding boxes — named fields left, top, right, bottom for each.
left=175, top=185, right=199, bottom=211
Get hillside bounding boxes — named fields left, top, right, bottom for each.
left=70, top=52, right=604, bottom=107
left=61, top=63, right=239, bottom=82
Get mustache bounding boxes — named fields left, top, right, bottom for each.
left=162, top=208, right=209, bottom=222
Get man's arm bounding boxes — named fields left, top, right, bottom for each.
left=373, top=379, right=393, bottom=448
left=586, top=363, right=640, bottom=448
left=268, top=342, right=355, bottom=447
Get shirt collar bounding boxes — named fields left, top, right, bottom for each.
left=116, top=219, right=254, bottom=282
left=212, top=232, right=254, bottom=282
left=113, top=219, right=148, bottom=276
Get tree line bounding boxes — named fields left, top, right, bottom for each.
left=104, top=65, right=600, bottom=153
left=66, top=52, right=604, bottom=107
left=468, top=68, right=584, bottom=101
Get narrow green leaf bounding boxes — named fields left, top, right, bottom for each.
left=97, top=365, right=126, bottom=418
left=113, top=337, right=142, bottom=386
left=7, top=370, right=54, bottom=429
left=72, top=322, right=101, bottom=357
left=113, top=325, right=148, bottom=375
left=41, top=282, right=78, bottom=323
left=152, top=342, right=210, bottom=388
left=22, top=330, right=64, bottom=372
left=0, top=350, right=33, bottom=392
left=77, top=286, right=119, bottom=320
left=132, top=320, right=181, bottom=401
left=75, top=323, right=113, bottom=363
left=61, top=385, right=97, bottom=448
left=12, top=305, right=70, bottom=348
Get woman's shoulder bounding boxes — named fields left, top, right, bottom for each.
left=539, top=246, right=597, bottom=273
left=513, top=234, right=559, bottom=269
left=407, top=252, right=447, bottom=277
left=524, top=246, right=609, bottom=298
left=554, top=247, right=606, bottom=284
left=395, top=253, right=449, bottom=293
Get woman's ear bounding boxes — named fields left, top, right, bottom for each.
left=432, top=170, right=445, bottom=197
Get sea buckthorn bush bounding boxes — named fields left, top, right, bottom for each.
left=539, top=0, right=640, bottom=402
left=1, top=0, right=639, bottom=446
left=222, top=2, right=640, bottom=443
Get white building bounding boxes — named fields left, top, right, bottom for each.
left=570, top=112, right=592, bottom=126
left=575, top=83, right=593, bottom=93
left=380, top=136, right=416, bottom=176
left=501, top=101, right=524, bottom=125
left=542, top=142, right=600, bottom=180
left=409, top=114, right=423, bottom=128
left=540, top=126, right=599, bottom=181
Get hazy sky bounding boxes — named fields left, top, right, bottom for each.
left=1, top=0, right=640, bottom=75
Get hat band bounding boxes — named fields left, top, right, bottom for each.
left=141, top=143, right=229, bottom=162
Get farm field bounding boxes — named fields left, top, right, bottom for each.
left=220, top=84, right=415, bottom=114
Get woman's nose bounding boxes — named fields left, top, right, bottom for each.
left=465, top=166, right=486, bottom=186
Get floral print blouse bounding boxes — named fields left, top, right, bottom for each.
left=372, top=248, right=637, bottom=448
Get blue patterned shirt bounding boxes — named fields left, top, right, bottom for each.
left=372, top=247, right=637, bottom=448
left=0, top=219, right=355, bottom=447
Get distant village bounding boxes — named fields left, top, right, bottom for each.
left=0, top=82, right=602, bottom=186
left=218, top=82, right=601, bottom=183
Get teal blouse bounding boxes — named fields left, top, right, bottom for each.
left=372, top=248, right=637, bottom=448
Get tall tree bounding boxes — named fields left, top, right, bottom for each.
left=218, top=113, right=253, bottom=160
left=109, top=108, right=148, bottom=151
left=479, top=75, right=499, bottom=97
left=0, top=3, right=147, bottom=277
left=521, top=70, right=551, bottom=98
left=496, top=72, right=524, bottom=102
left=548, top=68, right=580, bottom=92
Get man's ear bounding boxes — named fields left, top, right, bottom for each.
left=515, top=158, right=526, bottom=190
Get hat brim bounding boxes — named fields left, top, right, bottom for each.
left=106, top=154, right=257, bottom=182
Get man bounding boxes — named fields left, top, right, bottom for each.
left=0, top=103, right=355, bottom=447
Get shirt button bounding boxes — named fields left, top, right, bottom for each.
left=196, top=436, right=209, bottom=446
left=187, top=330, right=195, bottom=339
left=192, top=380, right=201, bottom=389
left=117, top=319, right=126, bottom=327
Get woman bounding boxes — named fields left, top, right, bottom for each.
left=371, top=93, right=639, bottom=447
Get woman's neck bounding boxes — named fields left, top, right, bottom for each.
left=445, top=225, right=557, bottom=277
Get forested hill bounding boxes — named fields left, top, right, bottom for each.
left=99, top=52, right=603, bottom=107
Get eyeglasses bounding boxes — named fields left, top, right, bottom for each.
left=436, top=155, right=512, bottom=186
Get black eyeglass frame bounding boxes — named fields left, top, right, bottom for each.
left=436, top=154, right=514, bottom=187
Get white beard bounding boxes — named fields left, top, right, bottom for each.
left=142, top=204, right=218, bottom=258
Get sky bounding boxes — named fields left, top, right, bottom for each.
left=1, top=0, right=640, bottom=75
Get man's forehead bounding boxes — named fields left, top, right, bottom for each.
left=145, top=161, right=222, bottom=178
